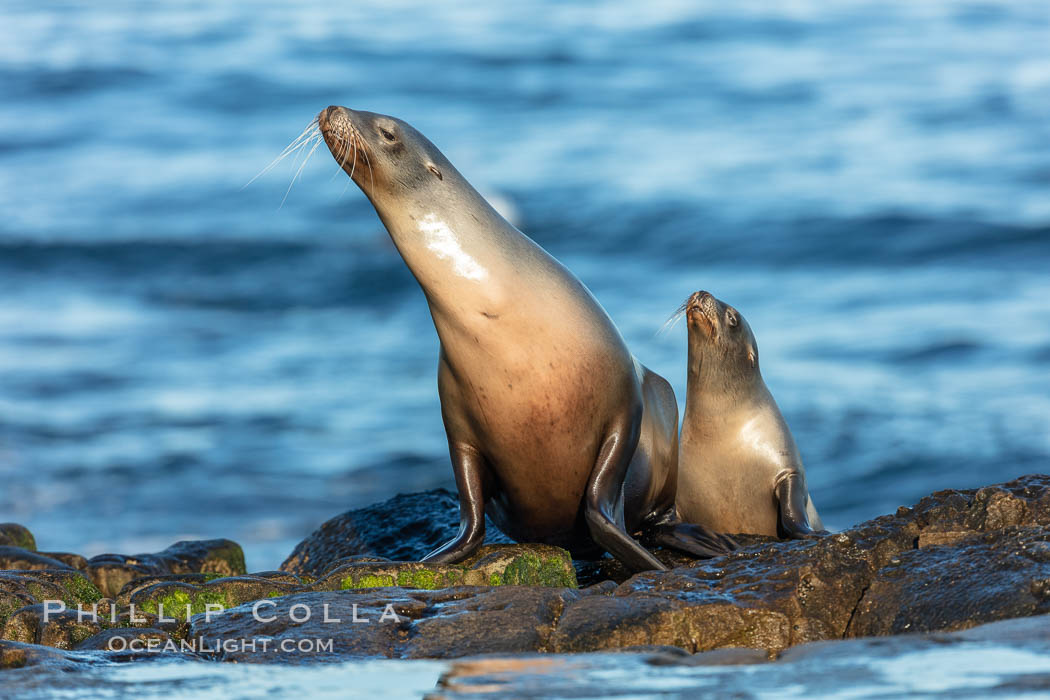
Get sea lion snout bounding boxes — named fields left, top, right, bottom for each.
left=319, top=105, right=350, bottom=127
left=686, top=291, right=719, bottom=336
left=318, top=105, right=378, bottom=187
left=318, top=105, right=355, bottom=141
left=692, top=290, right=714, bottom=309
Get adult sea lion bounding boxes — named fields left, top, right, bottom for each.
left=677, top=291, right=825, bottom=538
left=316, top=106, right=734, bottom=571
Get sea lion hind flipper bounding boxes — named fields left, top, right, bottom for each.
left=420, top=443, right=488, bottom=564
left=584, top=416, right=668, bottom=573
left=775, top=472, right=818, bottom=539
left=644, top=521, right=738, bottom=559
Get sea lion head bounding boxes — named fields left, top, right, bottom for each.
left=318, top=105, right=451, bottom=205
left=684, top=290, right=760, bottom=384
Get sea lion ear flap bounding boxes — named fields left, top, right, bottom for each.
left=747, top=347, right=757, bottom=368
left=427, top=163, right=443, bottom=180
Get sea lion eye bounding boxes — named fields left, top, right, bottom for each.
left=380, top=128, right=396, bottom=142
left=726, top=312, right=738, bottom=328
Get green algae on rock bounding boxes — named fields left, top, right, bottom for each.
left=130, top=576, right=306, bottom=622
left=134, top=584, right=230, bottom=622
left=0, top=570, right=101, bottom=610
left=0, top=524, right=36, bottom=552
left=317, top=545, right=577, bottom=591
left=468, top=546, right=578, bottom=588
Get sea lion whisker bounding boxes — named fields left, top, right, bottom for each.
left=349, top=135, right=359, bottom=180
left=243, top=119, right=320, bottom=189
left=339, top=132, right=355, bottom=168
left=279, top=133, right=323, bottom=209
left=330, top=136, right=353, bottom=181
left=358, top=135, right=375, bottom=192
left=656, top=298, right=692, bottom=336
left=244, top=136, right=314, bottom=189
left=272, top=119, right=320, bottom=163
left=288, top=130, right=320, bottom=171
left=279, top=118, right=321, bottom=157
left=341, top=137, right=359, bottom=195
left=243, top=124, right=319, bottom=188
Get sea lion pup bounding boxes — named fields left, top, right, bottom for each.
left=677, top=291, right=825, bottom=538
left=317, top=106, right=734, bottom=571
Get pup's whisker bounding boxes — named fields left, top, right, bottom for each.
left=656, top=298, right=692, bottom=337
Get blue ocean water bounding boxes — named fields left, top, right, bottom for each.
left=0, top=1, right=1048, bottom=570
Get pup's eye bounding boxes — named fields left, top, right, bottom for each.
left=380, top=128, right=396, bottom=141
left=726, top=312, right=738, bottom=328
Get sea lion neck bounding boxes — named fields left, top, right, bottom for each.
left=686, top=338, right=763, bottom=409
left=368, top=170, right=523, bottom=322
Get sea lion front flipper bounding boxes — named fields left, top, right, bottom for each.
left=775, top=472, right=816, bottom=539
left=644, top=520, right=738, bottom=559
left=584, top=416, right=668, bottom=573
left=421, top=443, right=488, bottom=564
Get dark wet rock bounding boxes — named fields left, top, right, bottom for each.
left=546, top=474, right=1050, bottom=655
left=430, top=614, right=1050, bottom=699
left=0, top=524, right=36, bottom=552
left=281, top=489, right=513, bottom=577
left=87, top=539, right=247, bottom=598
left=75, top=627, right=172, bottom=651
left=0, top=569, right=105, bottom=638
left=846, top=525, right=1050, bottom=637
left=231, top=473, right=1050, bottom=659
left=87, top=557, right=155, bottom=600
left=0, top=547, right=74, bottom=572
left=188, top=584, right=597, bottom=662
left=1, top=603, right=102, bottom=649
left=0, top=639, right=88, bottom=670
left=36, top=552, right=89, bottom=571
left=401, top=587, right=588, bottom=663
left=571, top=548, right=714, bottom=588
left=549, top=531, right=882, bottom=653
left=0, top=637, right=186, bottom=671
left=405, top=586, right=585, bottom=659
left=189, top=589, right=425, bottom=661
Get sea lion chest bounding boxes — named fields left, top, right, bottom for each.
left=435, top=291, right=635, bottom=537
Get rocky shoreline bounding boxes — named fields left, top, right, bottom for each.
left=2, top=473, right=1049, bottom=668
